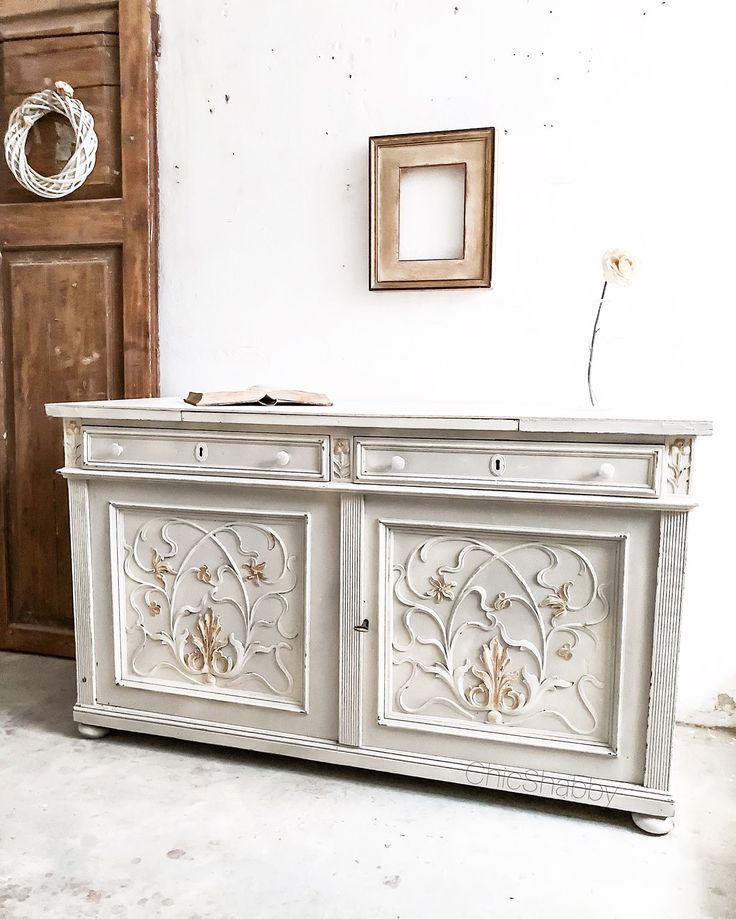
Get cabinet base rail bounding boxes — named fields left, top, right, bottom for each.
left=74, top=703, right=675, bottom=826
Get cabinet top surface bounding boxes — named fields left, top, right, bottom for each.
left=44, top=397, right=713, bottom=437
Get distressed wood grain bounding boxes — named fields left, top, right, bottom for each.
left=0, top=0, right=158, bottom=657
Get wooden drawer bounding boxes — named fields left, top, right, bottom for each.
left=355, top=438, right=663, bottom=496
left=83, top=427, right=329, bottom=480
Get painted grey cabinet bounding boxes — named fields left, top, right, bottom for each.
left=47, top=399, right=711, bottom=834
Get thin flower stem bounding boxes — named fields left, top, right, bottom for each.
left=587, top=280, right=608, bottom=407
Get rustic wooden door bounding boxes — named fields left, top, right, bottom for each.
left=0, top=0, right=159, bottom=657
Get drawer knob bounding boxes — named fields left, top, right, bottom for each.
left=390, top=455, right=406, bottom=472
left=110, top=442, right=124, bottom=458
left=598, top=462, right=616, bottom=480
left=275, top=450, right=291, bottom=467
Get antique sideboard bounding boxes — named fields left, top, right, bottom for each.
left=46, top=398, right=711, bottom=833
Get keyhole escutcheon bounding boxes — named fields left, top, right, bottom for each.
left=490, top=454, right=506, bottom=477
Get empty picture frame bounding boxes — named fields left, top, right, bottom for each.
left=369, top=127, right=495, bottom=290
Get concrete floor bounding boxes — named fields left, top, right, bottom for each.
left=0, top=652, right=734, bottom=919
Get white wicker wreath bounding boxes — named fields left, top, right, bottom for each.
left=3, top=80, right=98, bottom=199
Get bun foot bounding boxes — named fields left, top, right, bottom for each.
left=632, top=812, right=674, bottom=835
left=78, top=723, right=110, bottom=739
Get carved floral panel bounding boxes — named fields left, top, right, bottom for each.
left=332, top=438, right=351, bottom=480
left=665, top=438, right=692, bottom=495
left=114, top=508, right=308, bottom=709
left=382, top=524, right=625, bottom=749
left=63, top=419, right=82, bottom=467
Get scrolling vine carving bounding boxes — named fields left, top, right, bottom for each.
left=121, top=515, right=303, bottom=702
left=390, top=533, right=614, bottom=737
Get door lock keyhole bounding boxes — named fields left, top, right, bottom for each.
left=195, top=442, right=209, bottom=463
left=490, top=454, right=506, bottom=477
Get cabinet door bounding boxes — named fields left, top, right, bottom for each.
left=361, top=495, right=659, bottom=784
left=87, top=479, right=339, bottom=741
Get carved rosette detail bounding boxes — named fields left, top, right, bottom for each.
left=427, top=573, right=456, bottom=603
left=332, top=438, right=351, bottom=480
left=391, top=535, right=610, bottom=735
left=242, top=560, right=267, bottom=585
left=122, top=516, right=302, bottom=702
left=666, top=438, right=692, bottom=495
left=540, top=581, right=573, bottom=622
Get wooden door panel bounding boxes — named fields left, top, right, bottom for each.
left=1, top=31, right=122, bottom=202
left=0, top=5, right=118, bottom=42
left=3, top=33, right=119, bottom=89
left=1, top=1, right=116, bottom=22
left=0, top=248, right=123, bottom=654
left=0, top=0, right=158, bottom=657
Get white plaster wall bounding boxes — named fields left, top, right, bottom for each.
left=156, top=0, right=735, bottom=725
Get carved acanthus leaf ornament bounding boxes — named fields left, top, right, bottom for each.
left=391, top=536, right=609, bottom=735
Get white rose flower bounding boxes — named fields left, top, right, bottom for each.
left=589, top=249, right=637, bottom=406
left=602, top=249, right=637, bottom=286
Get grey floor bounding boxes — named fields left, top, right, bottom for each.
left=0, top=652, right=734, bottom=919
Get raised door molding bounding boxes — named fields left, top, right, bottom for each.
left=379, top=521, right=626, bottom=755
left=111, top=504, right=310, bottom=711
